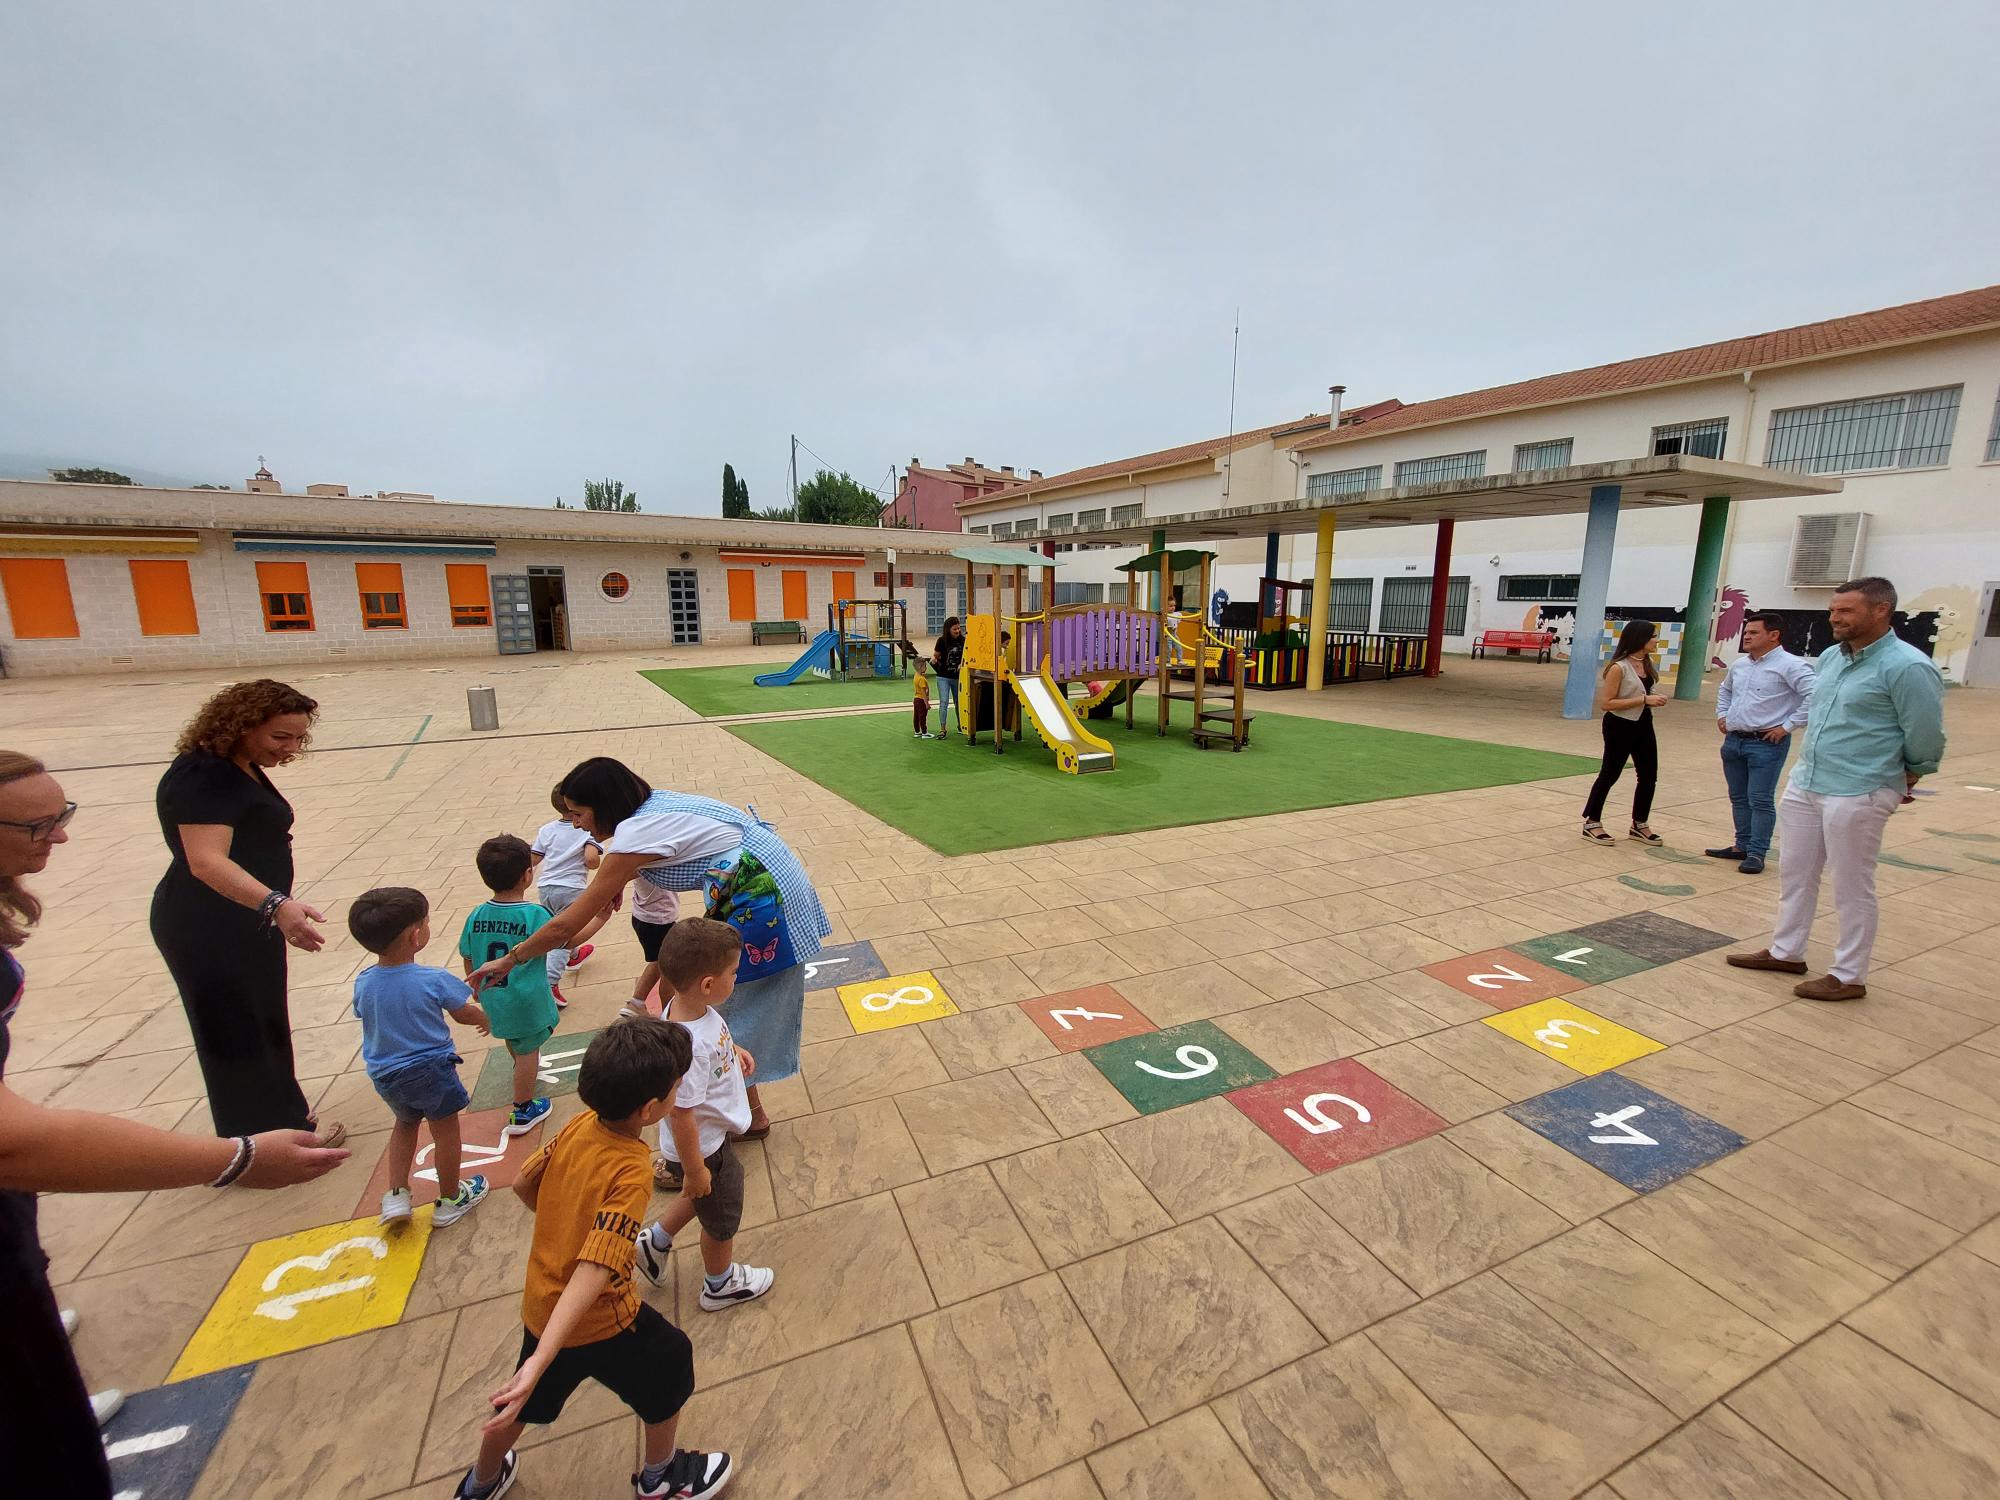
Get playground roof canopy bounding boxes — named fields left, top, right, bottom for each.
left=1037, top=454, right=1843, bottom=546
left=1114, top=547, right=1219, bottom=573
left=948, top=542, right=1076, bottom=569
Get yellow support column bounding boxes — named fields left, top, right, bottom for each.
left=1304, top=510, right=1336, bottom=691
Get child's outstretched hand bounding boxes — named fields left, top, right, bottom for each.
left=454, top=1001, right=492, bottom=1036
left=737, top=1045, right=755, bottom=1079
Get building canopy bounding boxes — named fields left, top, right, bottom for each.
left=947, top=543, right=1074, bottom=569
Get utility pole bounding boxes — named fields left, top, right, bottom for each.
left=789, top=435, right=798, bottom=513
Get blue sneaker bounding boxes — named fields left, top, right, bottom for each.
left=504, top=1097, right=552, bottom=1137
left=432, top=1175, right=489, bottom=1227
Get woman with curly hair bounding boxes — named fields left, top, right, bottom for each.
left=152, top=679, right=342, bottom=1140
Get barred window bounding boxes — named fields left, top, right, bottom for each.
left=1078, top=508, right=1106, bottom=529
left=1393, top=451, right=1486, bottom=486
left=1498, top=573, right=1580, bottom=601
left=1766, top=386, right=1962, bottom=473
left=1513, top=438, right=1574, bottom=472
left=925, top=574, right=947, bottom=633
left=1652, top=417, right=1728, bottom=459
left=989, top=522, right=1012, bottom=539
left=968, top=525, right=989, bottom=536
left=1327, top=577, right=1372, bottom=631
left=1988, top=388, right=2000, bottom=462
left=1013, top=520, right=1036, bottom=538
left=1378, top=575, right=1469, bottom=635
left=1046, top=512, right=1073, bottom=531
left=1306, top=465, right=1382, bottom=498
left=1110, top=503, right=1144, bottom=526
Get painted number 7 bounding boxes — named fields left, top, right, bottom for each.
left=1135, top=1045, right=1219, bottom=1080
left=1284, top=1092, right=1371, bottom=1135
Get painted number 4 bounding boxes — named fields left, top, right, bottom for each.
left=1587, top=1105, right=1657, bottom=1146
left=1283, top=1092, right=1371, bottom=1135
left=1135, top=1045, right=1218, bottom=1080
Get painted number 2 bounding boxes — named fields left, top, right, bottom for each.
left=1135, top=1045, right=1219, bottom=1080
left=1587, top=1105, right=1657, bottom=1145
left=1467, top=963, right=1534, bottom=990
left=1283, top=1092, right=1371, bottom=1135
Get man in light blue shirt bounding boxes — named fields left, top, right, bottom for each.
left=1729, top=577, right=1946, bottom=1001
left=1704, top=612, right=1818, bottom=874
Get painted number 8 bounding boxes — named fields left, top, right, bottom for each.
left=860, top=985, right=934, bottom=1013
left=1135, top=1045, right=1219, bottom=1080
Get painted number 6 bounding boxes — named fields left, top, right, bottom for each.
left=1283, top=1092, right=1372, bottom=1135
left=1135, top=1045, right=1219, bottom=1080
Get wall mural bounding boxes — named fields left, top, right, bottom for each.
left=1529, top=592, right=1941, bottom=677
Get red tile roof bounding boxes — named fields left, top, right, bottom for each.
left=1293, top=283, right=2000, bottom=451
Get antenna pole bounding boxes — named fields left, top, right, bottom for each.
left=1222, top=310, right=1240, bottom=503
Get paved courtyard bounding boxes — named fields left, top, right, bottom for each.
left=10, top=649, right=2000, bottom=1499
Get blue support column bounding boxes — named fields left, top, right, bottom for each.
left=1562, top=484, right=1622, bottom=719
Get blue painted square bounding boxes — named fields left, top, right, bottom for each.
left=1506, top=1072, right=1746, bottom=1191
left=104, top=1364, right=255, bottom=1500
left=802, top=940, right=888, bottom=990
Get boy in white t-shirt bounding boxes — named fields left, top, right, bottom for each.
left=632, top=918, right=775, bottom=1311
left=530, top=785, right=615, bottom=998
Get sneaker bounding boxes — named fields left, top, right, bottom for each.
left=552, top=983, right=569, bottom=1011
left=90, top=1390, right=124, bottom=1427
left=60, top=1307, right=78, bottom=1338
left=432, top=1175, right=490, bottom=1227
left=567, top=943, right=595, bottom=970
left=635, top=1448, right=733, bottom=1499
left=699, top=1262, right=774, bottom=1312
left=454, top=1450, right=518, bottom=1500
left=634, top=1223, right=671, bottom=1288
left=504, top=1097, right=552, bottom=1137
left=379, top=1187, right=413, bottom=1225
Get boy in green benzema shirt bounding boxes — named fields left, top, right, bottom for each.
left=460, top=835, right=561, bottom=1136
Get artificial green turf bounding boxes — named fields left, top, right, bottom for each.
left=728, top=697, right=1599, bottom=855
left=641, top=664, right=913, bottom=717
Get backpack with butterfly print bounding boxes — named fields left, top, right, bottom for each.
left=702, top=848, right=797, bottom=984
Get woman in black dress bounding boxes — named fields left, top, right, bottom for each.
left=152, top=680, right=341, bottom=1140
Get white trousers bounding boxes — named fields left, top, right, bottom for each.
left=1770, top=783, right=1900, bottom=983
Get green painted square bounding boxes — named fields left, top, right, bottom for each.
left=1084, top=1021, right=1277, bottom=1115
left=1509, top=932, right=1656, bottom=985
left=468, top=1027, right=599, bottom=1110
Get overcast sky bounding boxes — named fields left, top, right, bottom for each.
left=4, top=1, right=1996, bottom=513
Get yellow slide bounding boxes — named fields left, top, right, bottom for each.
left=1010, top=669, right=1116, bottom=774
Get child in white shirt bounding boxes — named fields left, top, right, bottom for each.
left=530, top=785, right=613, bottom=996
left=631, top=918, right=774, bottom=1311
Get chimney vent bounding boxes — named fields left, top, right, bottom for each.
left=1030, top=469, right=1042, bottom=479
left=1327, top=385, right=1347, bottom=431
left=965, top=456, right=975, bottom=466
left=1001, top=465, right=1015, bottom=475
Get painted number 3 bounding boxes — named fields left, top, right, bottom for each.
left=860, top=985, right=934, bottom=1013
left=1135, top=1045, right=1219, bottom=1080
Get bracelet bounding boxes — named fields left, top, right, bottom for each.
left=210, top=1134, right=254, bottom=1188
left=257, top=891, right=290, bottom=928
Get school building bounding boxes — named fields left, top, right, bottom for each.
left=0, top=478, right=980, bottom=677
left=957, top=283, right=2000, bottom=687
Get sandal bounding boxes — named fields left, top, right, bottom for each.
left=730, top=1119, right=771, bottom=1142
left=1581, top=821, right=1615, bottom=845
left=1629, top=824, right=1663, bottom=846
left=653, top=1156, right=683, bottom=1191
left=310, top=1120, right=348, bottom=1149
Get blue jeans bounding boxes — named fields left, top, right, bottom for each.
left=933, top=675, right=960, bottom=734
left=1720, top=732, right=1791, bottom=858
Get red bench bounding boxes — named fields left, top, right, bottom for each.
left=1471, top=629, right=1555, bottom=662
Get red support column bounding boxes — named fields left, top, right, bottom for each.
left=1423, top=517, right=1454, bottom=678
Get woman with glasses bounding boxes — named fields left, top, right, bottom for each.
left=151, top=680, right=343, bottom=1141
left=1, top=751, right=347, bottom=1499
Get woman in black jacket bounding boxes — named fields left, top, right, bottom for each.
left=931, top=618, right=966, bottom=741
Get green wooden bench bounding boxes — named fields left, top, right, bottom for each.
left=751, top=620, right=805, bottom=645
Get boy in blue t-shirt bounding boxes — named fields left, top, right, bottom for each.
left=460, top=835, right=562, bottom=1138
left=350, top=886, right=493, bottom=1227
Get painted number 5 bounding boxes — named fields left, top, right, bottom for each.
left=1135, top=1045, right=1219, bottom=1080
left=1283, top=1092, right=1372, bottom=1135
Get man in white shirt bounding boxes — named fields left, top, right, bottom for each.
left=1704, top=612, right=1817, bottom=875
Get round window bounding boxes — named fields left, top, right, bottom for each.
left=600, top=571, right=630, bottom=600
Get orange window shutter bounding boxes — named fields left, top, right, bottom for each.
left=445, top=563, right=491, bottom=626
left=832, top=570, right=857, bottom=603
left=354, top=562, right=406, bottom=628
left=0, top=558, right=81, bottom=639
left=726, top=569, right=757, bottom=621
left=129, top=560, right=199, bottom=636
left=781, top=570, right=808, bottom=618
left=255, top=561, right=314, bottom=631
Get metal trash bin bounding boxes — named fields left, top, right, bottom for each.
left=467, top=685, right=499, bottom=732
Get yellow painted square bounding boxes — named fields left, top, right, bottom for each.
left=836, top=970, right=959, bottom=1033
left=1482, top=997, right=1664, bottom=1075
left=168, top=1210, right=434, bottom=1380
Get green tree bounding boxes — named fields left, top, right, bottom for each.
left=50, top=467, right=133, bottom=485
left=753, top=504, right=795, bottom=522
left=721, top=463, right=751, bottom=519
left=191, top=482, right=229, bottom=490
left=793, top=469, right=881, bottom=526
left=582, top=478, right=639, bottom=512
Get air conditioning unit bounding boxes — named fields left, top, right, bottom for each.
left=1787, top=512, right=1869, bottom=589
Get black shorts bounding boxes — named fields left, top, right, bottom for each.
left=515, top=1301, right=692, bottom=1427
left=632, top=917, right=674, bottom=963
left=680, top=1142, right=744, bottom=1242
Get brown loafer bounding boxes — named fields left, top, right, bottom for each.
left=729, top=1123, right=771, bottom=1142
left=1725, top=949, right=1808, bottom=974
left=1796, top=975, right=1867, bottom=1002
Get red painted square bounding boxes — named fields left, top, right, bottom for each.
left=353, top=1105, right=544, bottom=1215
left=1419, top=947, right=1586, bottom=1007
left=1229, top=1059, right=1448, bottom=1172
left=1019, top=986, right=1157, bottom=1052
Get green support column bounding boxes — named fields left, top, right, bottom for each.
left=1675, top=496, right=1730, bottom=701
left=1149, top=527, right=1166, bottom=610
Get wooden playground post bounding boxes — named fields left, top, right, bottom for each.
left=1156, top=550, right=1171, bottom=737
left=990, top=565, right=1004, bottom=755
left=1193, top=553, right=1211, bottom=733
left=1012, top=564, right=1026, bottom=741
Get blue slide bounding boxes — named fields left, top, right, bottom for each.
left=754, top=629, right=840, bottom=687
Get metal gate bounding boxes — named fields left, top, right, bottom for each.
left=492, top=574, right=536, bottom=654
left=667, top=569, right=702, bottom=645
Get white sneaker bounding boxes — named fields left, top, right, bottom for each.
left=91, top=1390, right=124, bottom=1427
left=60, top=1307, right=78, bottom=1338
left=379, top=1187, right=413, bottom=1225
left=634, top=1223, right=671, bottom=1288
left=699, top=1262, right=773, bottom=1311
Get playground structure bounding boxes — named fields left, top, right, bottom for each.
left=947, top=543, right=1250, bottom=775
left=754, top=597, right=914, bottom=687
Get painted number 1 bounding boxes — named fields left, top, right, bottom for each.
left=1283, top=1092, right=1371, bottom=1135
left=1135, top=1045, right=1218, bottom=1080
left=1587, top=1105, right=1657, bottom=1146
